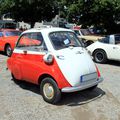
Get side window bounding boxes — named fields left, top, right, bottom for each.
left=0, top=32, right=3, bottom=37
left=102, top=37, right=109, bottom=44
left=115, top=35, right=120, bottom=44
left=16, top=32, right=48, bottom=52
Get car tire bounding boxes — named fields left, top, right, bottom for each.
left=5, top=44, right=12, bottom=57
left=40, top=77, right=61, bottom=104
left=93, top=49, right=107, bottom=63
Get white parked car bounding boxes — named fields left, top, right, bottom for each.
left=87, top=34, right=120, bottom=63
left=73, top=27, right=104, bottom=45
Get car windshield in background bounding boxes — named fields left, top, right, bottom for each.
left=81, top=29, right=92, bottom=35
left=99, top=36, right=109, bottom=43
left=49, top=31, right=82, bottom=50
left=74, top=30, right=80, bottom=35
left=5, top=31, right=21, bottom=37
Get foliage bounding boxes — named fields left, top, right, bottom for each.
left=0, top=0, right=120, bottom=33
left=60, top=0, right=120, bottom=34
left=0, top=0, right=58, bottom=27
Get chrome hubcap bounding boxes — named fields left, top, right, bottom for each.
left=95, top=52, right=104, bottom=62
left=43, top=83, right=54, bottom=99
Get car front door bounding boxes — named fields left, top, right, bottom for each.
left=113, top=35, right=120, bottom=60
left=13, top=32, right=48, bottom=84
left=106, top=35, right=120, bottom=60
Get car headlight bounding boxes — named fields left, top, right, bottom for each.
left=43, top=53, right=54, bottom=64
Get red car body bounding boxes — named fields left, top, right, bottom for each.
left=0, top=29, right=21, bottom=56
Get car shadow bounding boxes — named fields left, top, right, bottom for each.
left=96, top=60, right=120, bottom=66
left=106, top=60, right=120, bottom=66
left=12, top=79, right=40, bottom=95
left=57, top=87, right=105, bottom=106
left=12, top=78, right=105, bottom=106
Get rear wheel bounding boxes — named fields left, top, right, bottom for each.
left=93, top=49, right=107, bottom=63
left=5, top=44, right=12, bottom=57
left=40, top=77, right=61, bottom=104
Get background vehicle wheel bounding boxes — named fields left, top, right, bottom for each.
left=40, top=77, right=61, bottom=104
left=5, top=44, right=12, bottom=57
left=93, top=49, right=107, bottom=63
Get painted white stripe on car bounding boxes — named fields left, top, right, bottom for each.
left=13, top=49, right=46, bottom=55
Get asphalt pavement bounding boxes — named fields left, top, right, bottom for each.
left=0, top=54, right=120, bottom=120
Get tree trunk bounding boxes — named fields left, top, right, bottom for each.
left=30, top=21, right=35, bottom=28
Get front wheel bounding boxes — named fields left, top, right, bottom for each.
left=40, top=77, right=61, bottom=104
left=5, top=45, right=12, bottom=57
left=93, top=49, right=107, bottom=63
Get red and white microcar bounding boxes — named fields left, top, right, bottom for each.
left=7, top=28, right=103, bottom=104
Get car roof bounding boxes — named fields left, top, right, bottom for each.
left=112, top=34, right=120, bottom=36
left=105, top=34, right=120, bottom=37
left=22, top=27, right=73, bottom=34
left=0, top=29, right=20, bottom=32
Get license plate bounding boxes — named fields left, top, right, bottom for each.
left=80, top=72, right=97, bottom=83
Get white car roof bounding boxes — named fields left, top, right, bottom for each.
left=21, top=28, right=74, bottom=51
left=22, top=27, right=73, bottom=35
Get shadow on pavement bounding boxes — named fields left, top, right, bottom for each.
left=96, top=60, right=120, bottom=67
left=12, top=79, right=40, bottom=95
left=12, top=78, right=105, bottom=106
left=106, top=60, right=120, bottom=66
left=57, top=87, right=105, bottom=106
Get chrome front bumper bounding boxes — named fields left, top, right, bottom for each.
left=61, top=77, right=103, bottom=93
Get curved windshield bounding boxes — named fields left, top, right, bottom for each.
left=49, top=31, right=83, bottom=50
left=5, top=31, right=21, bottom=37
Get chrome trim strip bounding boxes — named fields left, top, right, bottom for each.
left=61, top=77, right=103, bottom=93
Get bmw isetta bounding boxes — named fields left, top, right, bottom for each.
left=7, top=28, right=103, bottom=104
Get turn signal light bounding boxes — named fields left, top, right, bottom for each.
left=95, top=65, right=101, bottom=78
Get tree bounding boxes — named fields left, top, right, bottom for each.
left=0, top=0, right=58, bottom=27
left=59, top=0, right=120, bottom=34
left=1, top=0, right=120, bottom=33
